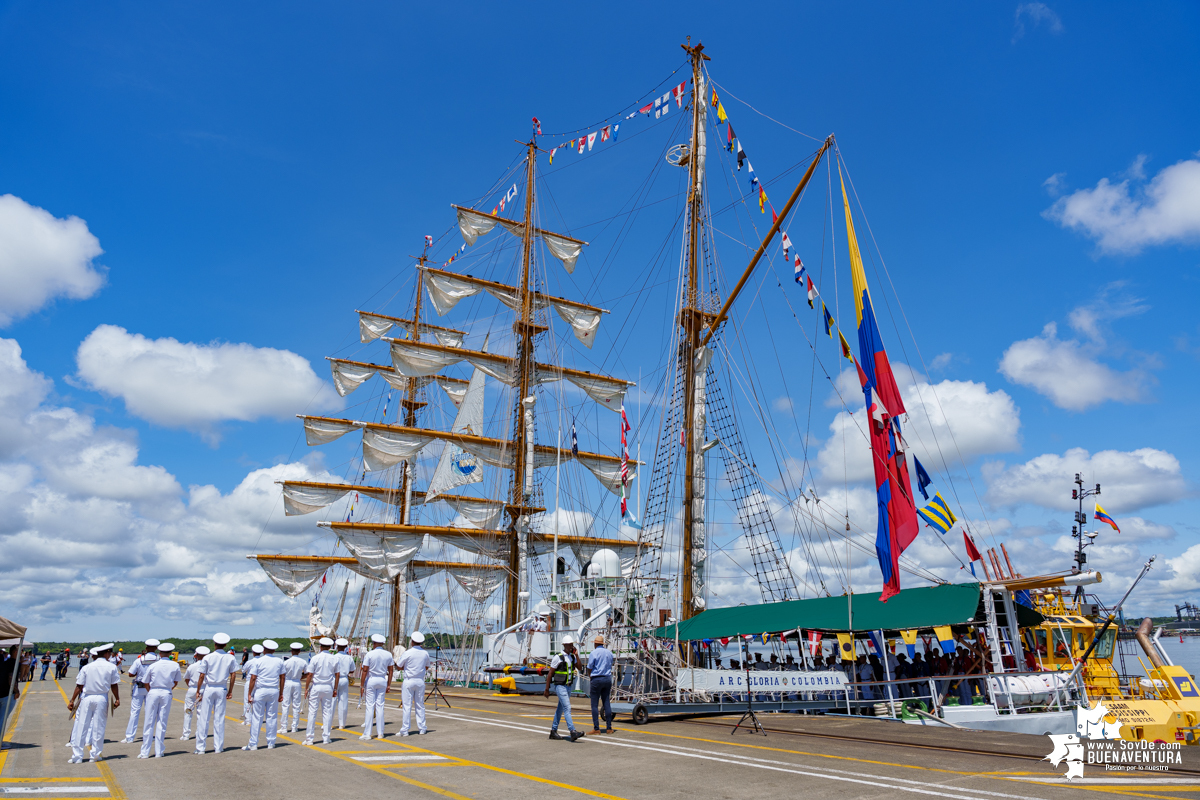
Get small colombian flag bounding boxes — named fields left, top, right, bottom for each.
left=1094, top=504, right=1120, bottom=533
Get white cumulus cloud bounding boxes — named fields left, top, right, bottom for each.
left=0, top=194, right=105, bottom=326
left=984, top=447, right=1184, bottom=512
left=999, top=322, right=1149, bottom=410
left=75, top=324, right=341, bottom=434
left=1044, top=153, right=1200, bottom=253
left=817, top=368, right=1020, bottom=484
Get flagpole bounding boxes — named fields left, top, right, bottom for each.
left=552, top=428, right=561, bottom=602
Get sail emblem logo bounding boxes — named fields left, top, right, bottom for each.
left=451, top=447, right=477, bottom=477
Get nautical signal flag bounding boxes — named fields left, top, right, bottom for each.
left=424, top=235, right=433, bottom=248
left=758, top=185, right=767, bottom=213
left=914, top=456, right=933, bottom=501
left=822, top=303, right=834, bottom=337
left=781, top=231, right=793, bottom=261
left=933, top=625, right=957, bottom=655
left=571, top=419, right=578, bottom=456
left=532, top=117, right=541, bottom=135
left=807, top=630, right=822, bottom=657
left=917, top=492, right=957, bottom=534
left=726, top=124, right=736, bottom=152
left=806, top=275, right=817, bottom=309
left=899, top=628, right=918, bottom=658
left=839, top=331, right=854, bottom=361
left=710, top=87, right=728, bottom=124
left=794, top=257, right=805, bottom=285
left=963, top=531, right=983, bottom=577
left=836, top=633, right=854, bottom=661
left=1094, top=504, right=1121, bottom=533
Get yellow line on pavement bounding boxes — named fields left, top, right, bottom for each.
left=96, top=762, right=125, bottom=800
left=0, top=777, right=106, bottom=783
left=0, top=687, right=31, bottom=775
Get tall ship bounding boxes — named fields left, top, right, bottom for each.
left=250, top=41, right=1199, bottom=743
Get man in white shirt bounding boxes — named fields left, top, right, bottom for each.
left=242, top=640, right=287, bottom=751
left=358, top=634, right=394, bottom=741
left=240, top=643, right=263, bottom=723
left=193, top=632, right=238, bottom=755
left=67, top=644, right=121, bottom=763
left=394, top=631, right=430, bottom=737
left=281, top=643, right=307, bottom=733
left=333, top=638, right=355, bottom=729
left=179, top=646, right=208, bottom=741
left=303, top=637, right=340, bottom=745
left=121, top=639, right=159, bottom=743
left=138, top=644, right=181, bottom=758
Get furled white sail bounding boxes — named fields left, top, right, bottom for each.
left=425, top=367, right=486, bottom=502
left=542, top=233, right=584, bottom=274
left=358, top=313, right=396, bottom=343
left=564, top=373, right=628, bottom=411
left=441, top=497, right=504, bottom=530
left=362, top=427, right=437, bottom=472
left=358, top=312, right=466, bottom=349
left=334, top=529, right=424, bottom=580
left=389, top=339, right=465, bottom=378
left=552, top=303, right=602, bottom=347
left=257, top=559, right=330, bottom=598
left=281, top=482, right=352, bottom=516
left=434, top=376, right=468, bottom=408
left=303, top=417, right=359, bottom=445
left=455, top=207, right=500, bottom=246
left=357, top=486, right=405, bottom=505
left=330, top=360, right=377, bottom=397
left=424, top=271, right=484, bottom=316
left=428, top=530, right=509, bottom=560
left=451, top=571, right=504, bottom=603
left=575, top=452, right=638, bottom=496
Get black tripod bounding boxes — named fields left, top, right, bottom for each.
left=730, top=634, right=766, bottom=736
left=425, top=643, right=451, bottom=710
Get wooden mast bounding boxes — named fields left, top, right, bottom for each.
left=390, top=243, right=429, bottom=648
left=680, top=39, right=710, bottom=623
left=504, top=139, right=539, bottom=627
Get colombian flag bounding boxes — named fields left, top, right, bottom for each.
left=841, top=168, right=919, bottom=602
left=1094, top=504, right=1120, bottom=532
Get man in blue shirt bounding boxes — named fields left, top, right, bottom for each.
left=586, top=635, right=615, bottom=734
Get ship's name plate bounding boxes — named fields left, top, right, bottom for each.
left=676, top=669, right=848, bottom=692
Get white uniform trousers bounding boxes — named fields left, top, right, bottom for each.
left=138, top=690, right=172, bottom=758
left=180, top=686, right=198, bottom=739
left=361, top=677, right=388, bottom=738
left=70, top=695, right=109, bottom=761
left=123, top=688, right=146, bottom=741
left=336, top=680, right=350, bottom=728
left=247, top=688, right=279, bottom=748
left=304, top=683, right=334, bottom=744
left=282, top=680, right=302, bottom=731
left=194, top=684, right=228, bottom=753
left=240, top=676, right=251, bottom=721
left=399, top=678, right=426, bottom=735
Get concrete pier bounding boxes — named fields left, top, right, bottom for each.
left=4, top=669, right=1200, bottom=799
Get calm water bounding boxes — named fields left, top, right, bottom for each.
left=1128, top=634, right=1200, bottom=679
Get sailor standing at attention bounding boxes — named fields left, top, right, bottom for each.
left=66, top=644, right=121, bottom=763
left=358, top=634, right=394, bottom=741
left=193, top=633, right=238, bottom=755
left=179, top=646, right=208, bottom=741
left=394, top=631, right=429, bottom=737
left=302, top=637, right=340, bottom=746
left=543, top=635, right=584, bottom=742
left=242, top=640, right=286, bottom=751
left=281, top=643, right=307, bottom=733
left=138, top=643, right=181, bottom=759
left=333, top=638, right=354, bottom=729
left=121, top=639, right=159, bottom=743
left=240, top=643, right=264, bottom=723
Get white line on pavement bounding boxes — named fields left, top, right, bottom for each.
left=350, top=754, right=448, bottom=762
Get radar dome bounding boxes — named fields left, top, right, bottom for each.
left=586, top=548, right=621, bottom=579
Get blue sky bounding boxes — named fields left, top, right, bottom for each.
left=3, top=1, right=1200, bottom=640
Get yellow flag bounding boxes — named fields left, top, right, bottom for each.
left=900, top=629, right=919, bottom=646
left=839, top=330, right=854, bottom=360
left=933, top=625, right=953, bottom=644
left=836, top=633, right=855, bottom=661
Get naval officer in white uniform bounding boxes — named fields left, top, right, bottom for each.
left=334, top=638, right=355, bottom=728
left=395, top=631, right=430, bottom=737
left=179, top=646, right=209, bottom=741
left=243, top=640, right=286, bottom=750
left=303, top=637, right=340, bottom=745
left=138, top=643, right=181, bottom=758
left=121, top=639, right=159, bottom=743
left=67, top=644, right=120, bottom=763
left=358, top=634, right=394, bottom=740
left=240, top=643, right=264, bottom=723
left=281, top=642, right=307, bottom=732
left=193, top=632, right=238, bottom=754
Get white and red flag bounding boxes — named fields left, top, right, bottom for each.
left=807, top=630, right=822, bottom=657
left=781, top=231, right=793, bottom=261
left=620, top=406, right=632, bottom=516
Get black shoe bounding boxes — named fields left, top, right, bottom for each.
left=548, top=730, right=563, bottom=740
left=569, top=730, right=585, bottom=742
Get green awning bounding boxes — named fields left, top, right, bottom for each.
left=655, top=583, right=1008, bottom=640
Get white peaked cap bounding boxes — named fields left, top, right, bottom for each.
left=88, top=647, right=100, bottom=656
left=289, top=642, right=304, bottom=650
left=370, top=634, right=386, bottom=644
left=97, top=643, right=115, bottom=653
left=336, top=637, right=349, bottom=646
left=319, top=637, right=334, bottom=646
left=410, top=631, right=425, bottom=644
left=195, top=646, right=210, bottom=656
left=251, top=644, right=264, bottom=654
left=262, top=640, right=278, bottom=650
left=212, top=632, right=231, bottom=645
left=145, top=639, right=160, bottom=647
left=561, top=635, right=575, bottom=645
left=143, top=653, right=158, bottom=663
left=157, top=643, right=174, bottom=653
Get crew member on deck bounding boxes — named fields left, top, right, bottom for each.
left=359, top=634, right=394, bottom=741
left=139, top=643, right=181, bottom=759
left=303, top=637, right=340, bottom=746
left=122, top=639, right=159, bottom=743
left=243, top=640, right=286, bottom=751
left=240, top=644, right=264, bottom=724
left=334, top=638, right=355, bottom=729
left=282, top=642, right=307, bottom=733
left=180, top=646, right=208, bottom=741
left=193, top=632, right=238, bottom=755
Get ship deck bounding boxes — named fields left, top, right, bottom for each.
left=4, top=670, right=1200, bottom=800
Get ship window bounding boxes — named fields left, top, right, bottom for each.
left=1033, top=629, right=1048, bottom=656
left=1052, top=629, right=1071, bottom=659
left=1092, top=629, right=1115, bottom=659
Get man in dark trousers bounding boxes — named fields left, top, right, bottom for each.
left=586, top=635, right=615, bottom=734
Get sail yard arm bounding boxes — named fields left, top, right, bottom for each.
left=450, top=204, right=587, bottom=273
left=326, top=356, right=469, bottom=398
left=699, top=134, right=834, bottom=347
left=356, top=309, right=466, bottom=346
